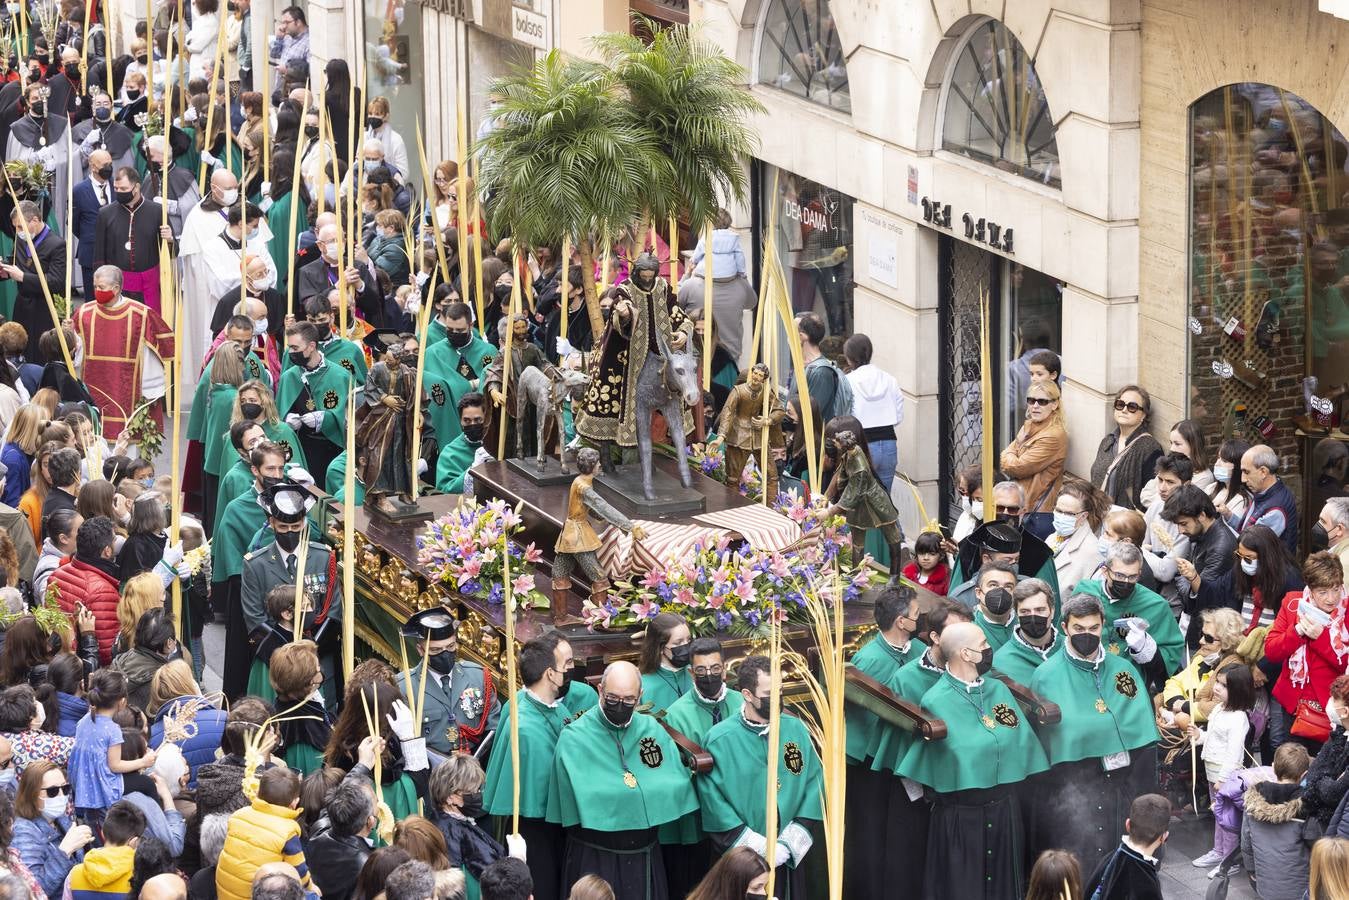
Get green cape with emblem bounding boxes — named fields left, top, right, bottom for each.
left=897, top=672, right=1050, bottom=793
left=283, top=336, right=368, bottom=384
left=546, top=708, right=698, bottom=831
left=698, top=713, right=823, bottom=843
left=483, top=689, right=577, bottom=820
left=1073, top=579, right=1185, bottom=675
left=423, top=335, right=495, bottom=445
left=215, top=459, right=257, bottom=536
left=975, top=609, right=1015, bottom=654
left=869, top=652, right=945, bottom=773
left=262, top=420, right=306, bottom=468
left=276, top=360, right=355, bottom=449
left=845, top=633, right=925, bottom=763
left=992, top=630, right=1061, bottom=686
left=212, top=491, right=267, bottom=582
left=641, top=668, right=691, bottom=715
left=661, top=687, right=746, bottom=845
left=1029, top=649, right=1161, bottom=765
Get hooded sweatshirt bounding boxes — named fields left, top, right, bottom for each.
left=67, top=843, right=136, bottom=900
left=845, top=363, right=904, bottom=433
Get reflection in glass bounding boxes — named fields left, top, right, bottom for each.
left=757, top=0, right=850, bottom=113
left=766, top=167, right=855, bottom=339
left=364, top=0, right=422, bottom=189
left=942, top=19, right=1060, bottom=187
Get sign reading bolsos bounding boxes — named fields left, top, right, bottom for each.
left=919, top=196, right=1014, bottom=255
left=511, top=6, right=548, bottom=49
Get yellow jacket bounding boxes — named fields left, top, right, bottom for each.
left=215, top=798, right=310, bottom=900
left=68, top=844, right=135, bottom=900
left=1160, top=651, right=1245, bottom=724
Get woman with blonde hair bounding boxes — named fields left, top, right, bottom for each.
left=429, top=160, right=458, bottom=229
left=112, top=573, right=165, bottom=658
left=565, top=874, right=615, bottom=900
left=27, top=390, right=58, bottom=422
left=1309, top=836, right=1349, bottom=900
left=1160, top=608, right=1249, bottom=726
left=1, top=406, right=46, bottom=507
left=147, top=659, right=227, bottom=788
left=231, top=380, right=304, bottom=467
left=1000, top=378, right=1069, bottom=540
left=393, top=816, right=451, bottom=870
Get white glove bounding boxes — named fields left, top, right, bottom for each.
left=133, top=112, right=148, bottom=129
left=302, top=411, right=324, bottom=429
left=731, top=828, right=768, bottom=858
left=472, top=446, right=494, bottom=466
left=287, top=466, right=315, bottom=486
left=415, top=270, right=430, bottom=288
left=400, top=735, right=428, bottom=772
left=385, top=698, right=415, bottom=741
left=506, top=833, right=527, bottom=862
left=416, top=458, right=428, bottom=475
left=200, top=149, right=218, bottom=167
left=259, top=181, right=272, bottom=196
left=556, top=336, right=578, bottom=357
left=184, top=105, right=198, bottom=123
left=80, top=129, right=100, bottom=149
left=284, top=413, right=303, bottom=429
left=1123, top=617, right=1157, bottom=663
left=258, top=197, right=274, bottom=214
left=778, top=820, right=813, bottom=866
left=162, top=542, right=185, bottom=567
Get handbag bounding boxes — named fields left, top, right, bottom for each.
left=1205, top=847, right=1244, bottom=900
left=1291, top=697, right=1332, bottom=743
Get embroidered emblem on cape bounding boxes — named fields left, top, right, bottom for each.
left=993, top=703, right=1019, bottom=728
left=784, top=741, right=804, bottom=774
left=340, top=357, right=356, bottom=374
left=431, top=383, right=446, bottom=406
left=323, top=390, right=339, bottom=410
left=639, top=736, right=664, bottom=769
left=1114, top=671, right=1138, bottom=699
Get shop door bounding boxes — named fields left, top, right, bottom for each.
left=938, top=235, right=1000, bottom=524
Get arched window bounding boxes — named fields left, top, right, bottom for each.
left=757, top=0, right=850, bottom=113
left=941, top=19, right=1059, bottom=187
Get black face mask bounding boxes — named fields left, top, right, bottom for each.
left=602, top=697, right=635, bottom=727
left=29, top=101, right=45, bottom=118
left=555, top=667, right=574, bottom=699
left=694, top=673, right=723, bottom=700
left=96, top=165, right=113, bottom=181
left=447, top=330, right=472, bottom=349
left=995, top=511, right=1021, bottom=528
left=1313, top=522, right=1331, bottom=551
left=115, top=189, right=135, bottom=206
left=94, top=107, right=111, bottom=122
left=1019, top=614, right=1050, bottom=640
left=240, top=402, right=264, bottom=420
left=967, top=647, right=994, bottom=676
left=260, top=475, right=283, bottom=490
left=275, top=529, right=300, bottom=553
left=493, top=284, right=512, bottom=304
left=64, top=63, right=79, bottom=81
left=304, top=125, right=319, bottom=139
left=982, top=588, right=1013, bottom=616
left=459, top=790, right=485, bottom=819
left=367, top=117, right=384, bottom=130
left=1105, top=578, right=1133, bottom=601
left=462, top=423, right=484, bottom=444
left=746, top=894, right=768, bottom=900
left=1069, top=632, right=1101, bottom=657
left=600, top=306, right=613, bottom=323
left=126, top=89, right=142, bottom=102
left=668, top=643, right=692, bottom=669
left=135, top=55, right=148, bottom=66
left=315, top=326, right=332, bottom=342
left=288, top=350, right=310, bottom=368
left=824, top=444, right=839, bottom=459
left=746, top=693, right=772, bottom=719
left=428, top=650, right=455, bottom=675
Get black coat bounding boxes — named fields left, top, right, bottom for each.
left=296, top=257, right=384, bottom=327
left=305, top=826, right=370, bottom=900
left=1084, top=843, right=1164, bottom=900
left=9, top=229, right=65, bottom=364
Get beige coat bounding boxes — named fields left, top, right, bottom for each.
left=999, top=419, right=1068, bottom=513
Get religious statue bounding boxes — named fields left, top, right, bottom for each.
left=354, top=336, right=436, bottom=518
left=552, top=447, right=647, bottom=621
left=485, top=314, right=559, bottom=460
left=709, top=362, right=785, bottom=498
left=575, top=253, right=700, bottom=500
left=827, top=429, right=905, bottom=582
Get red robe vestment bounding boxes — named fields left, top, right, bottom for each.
left=75, top=299, right=176, bottom=439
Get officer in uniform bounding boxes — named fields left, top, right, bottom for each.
left=240, top=479, right=343, bottom=702
left=404, top=607, right=500, bottom=759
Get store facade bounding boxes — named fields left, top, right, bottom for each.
left=1140, top=0, right=1349, bottom=547
left=710, top=0, right=1140, bottom=528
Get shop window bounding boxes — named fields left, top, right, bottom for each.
left=763, top=166, right=855, bottom=342
left=941, top=19, right=1060, bottom=188
left=757, top=0, right=850, bottom=113
left=364, top=0, right=424, bottom=188
left=1187, top=84, right=1349, bottom=530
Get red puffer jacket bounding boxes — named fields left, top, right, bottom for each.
left=48, top=558, right=122, bottom=665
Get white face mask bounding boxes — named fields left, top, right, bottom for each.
left=32, top=703, right=44, bottom=728
left=1213, top=463, right=1232, bottom=484
left=41, top=795, right=67, bottom=820
left=1052, top=512, right=1079, bottom=538
left=220, top=188, right=239, bottom=206
left=960, top=495, right=971, bottom=513
left=254, top=318, right=269, bottom=336
left=1098, top=536, right=1114, bottom=558
left=1240, top=558, right=1258, bottom=577
left=969, top=500, right=984, bottom=521
left=1331, top=703, right=1344, bottom=730
left=1203, top=651, right=1220, bottom=666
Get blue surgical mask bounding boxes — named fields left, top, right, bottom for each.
left=363, top=160, right=379, bottom=174
left=0, top=768, right=15, bottom=789
left=247, top=228, right=260, bottom=243
left=1240, top=558, right=1258, bottom=577
left=1097, top=536, right=1114, bottom=558
left=1052, top=511, right=1079, bottom=538
left=1213, top=463, right=1232, bottom=484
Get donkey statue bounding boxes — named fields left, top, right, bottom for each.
left=516, top=366, right=591, bottom=472
left=633, top=345, right=702, bottom=500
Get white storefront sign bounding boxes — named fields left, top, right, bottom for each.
left=858, top=207, right=901, bottom=289
left=511, top=6, right=548, bottom=49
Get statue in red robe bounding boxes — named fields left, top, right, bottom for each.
left=75, top=265, right=176, bottom=439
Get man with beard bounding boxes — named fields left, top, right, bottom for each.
left=709, top=363, right=784, bottom=497
left=546, top=660, right=697, bottom=900
left=897, top=622, right=1050, bottom=900
left=992, top=578, right=1062, bottom=684
left=949, top=480, right=1062, bottom=605
left=575, top=253, right=694, bottom=461
left=422, top=298, right=495, bottom=447
left=1030, top=593, right=1161, bottom=875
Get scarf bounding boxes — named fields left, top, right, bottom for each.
left=1287, top=588, right=1349, bottom=689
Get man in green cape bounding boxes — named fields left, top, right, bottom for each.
left=897, top=622, right=1050, bottom=900
left=698, top=655, right=821, bottom=900
left=483, top=632, right=584, bottom=900
left=214, top=421, right=268, bottom=537
left=282, top=291, right=370, bottom=384
left=842, top=585, right=925, bottom=898
left=324, top=451, right=366, bottom=507
left=660, top=637, right=743, bottom=898
left=546, top=661, right=698, bottom=900
left=992, top=578, right=1062, bottom=685
left=278, top=321, right=355, bottom=487
left=1029, top=593, right=1162, bottom=875
left=422, top=300, right=495, bottom=447
left=214, top=440, right=287, bottom=699
left=1072, top=541, right=1182, bottom=692
left=435, top=393, right=487, bottom=495
left=972, top=561, right=1018, bottom=652
left=949, top=488, right=1062, bottom=609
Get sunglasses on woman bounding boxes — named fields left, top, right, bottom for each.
left=1026, top=396, right=1054, bottom=407
left=1113, top=400, right=1145, bottom=413
left=41, top=784, right=68, bottom=798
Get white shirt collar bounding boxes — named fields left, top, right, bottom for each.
left=525, top=687, right=562, bottom=709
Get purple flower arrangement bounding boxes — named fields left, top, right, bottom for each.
left=417, top=498, right=546, bottom=606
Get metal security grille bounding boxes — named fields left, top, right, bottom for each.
left=938, top=235, right=999, bottom=526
